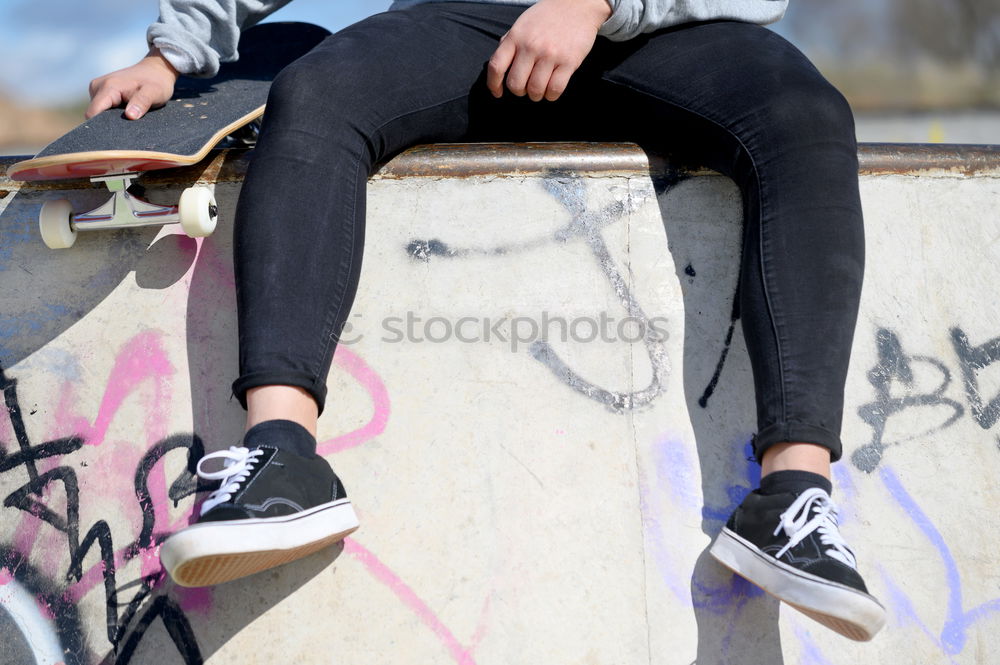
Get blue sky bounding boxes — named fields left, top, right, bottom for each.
left=0, top=0, right=392, bottom=106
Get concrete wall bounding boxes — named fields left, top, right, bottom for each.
left=0, top=143, right=998, bottom=664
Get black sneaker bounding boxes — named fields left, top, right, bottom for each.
left=160, top=445, right=359, bottom=587
left=709, top=487, right=886, bottom=641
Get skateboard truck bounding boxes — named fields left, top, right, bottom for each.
left=38, top=174, right=218, bottom=249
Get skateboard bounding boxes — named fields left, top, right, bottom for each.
left=9, top=22, right=331, bottom=248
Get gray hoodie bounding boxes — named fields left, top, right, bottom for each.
left=148, top=0, right=788, bottom=77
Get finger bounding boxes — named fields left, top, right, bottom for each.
left=125, top=85, right=156, bottom=120
left=487, top=38, right=516, bottom=98
left=544, top=65, right=574, bottom=102
left=88, top=77, right=105, bottom=99
left=85, top=86, right=123, bottom=119
left=504, top=50, right=536, bottom=97
left=525, top=59, right=555, bottom=102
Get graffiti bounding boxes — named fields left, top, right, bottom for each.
left=880, top=467, right=1000, bottom=656
left=696, top=294, right=740, bottom=409
left=405, top=172, right=673, bottom=412
left=344, top=539, right=491, bottom=665
left=640, top=437, right=878, bottom=664
left=852, top=327, right=1000, bottom=472
left=4, top=154, right=1000, bottom=663
left=0, top=326, right=500, bottom=665
left=950, top=327, right=1000, bottom=431
left=640, top=427, right=1000, bottom=663
left=1, top=350, right=206, bottom=664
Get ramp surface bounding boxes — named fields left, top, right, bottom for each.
left=0, top=143, right=998, bottom=664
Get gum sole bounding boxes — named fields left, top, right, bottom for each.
left=170, top=525, right=358, bottom=587
left=787, top=603, right=875, bottom=642
left=710, top=529, right=885, bottom=641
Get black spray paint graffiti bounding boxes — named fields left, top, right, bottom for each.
left=950, top=327, right=1000, bottom=431
left=406, top=170, right=686, bottom=412
left=851, top=327, right=1000, bottom=473
left=0, top=366, right=206, bottom=664
left=696, top=294, right=740, bottom=410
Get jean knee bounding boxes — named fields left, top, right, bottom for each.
left=767, top=77, right=857, bottom=149
left=261, top=54, right=379, bottom=158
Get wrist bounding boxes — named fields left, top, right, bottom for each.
left=581, top=0, right=613, bottom=27
left=145, top=46, right=181, bottom=78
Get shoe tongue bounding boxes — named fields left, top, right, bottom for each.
left=759, top=470, right=832, bottom=497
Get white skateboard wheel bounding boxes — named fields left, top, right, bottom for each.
left=178, top=186, right=218, bottom=238
left=39, top=199, right=76, bottom=249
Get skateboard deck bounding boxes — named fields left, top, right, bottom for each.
left=9, top=21, right=331, bottom=182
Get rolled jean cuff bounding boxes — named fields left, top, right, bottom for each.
left=231, top=370, right=328, bottom=415
left=752, top=421, right=843, bottom=464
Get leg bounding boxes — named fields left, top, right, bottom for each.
left=595, top=22, right=863, bottom=464
left=761, top=441, right=831, bottom=478
left=245, top=386, right=318, bottom=436
left=161, top=2, right=531, bottom=587
left=231, top=2, right=526, bottom=417
left=587, top=22, right=881, bottom=639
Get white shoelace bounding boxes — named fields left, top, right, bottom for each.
left=773, top=487, right=857, bottom=568
left=196, top=447, right=264, bottom=516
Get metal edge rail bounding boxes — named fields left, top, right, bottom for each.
left=3, top=143, right=999, bottom=193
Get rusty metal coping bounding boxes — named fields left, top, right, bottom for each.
left=375, top=142, right=1000, bottom=179
left=2, top=142, right=999, bottom=191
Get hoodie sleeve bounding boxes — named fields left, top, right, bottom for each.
left=598, top=0, right=788, bottom=41
left=146, top=0, right=294, bottom=77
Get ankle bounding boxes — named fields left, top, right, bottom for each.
left=245, top=385, right=318, bottom=437
left=760, top=441, right=831, bottom=480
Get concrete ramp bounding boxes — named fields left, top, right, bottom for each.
left=1, top=143, right=999, bottom=664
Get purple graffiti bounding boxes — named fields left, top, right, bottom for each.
left=881, top=466, right=1000, bottom=654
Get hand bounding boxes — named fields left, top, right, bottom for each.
left=487, top=0, right=611, bottom=102
left=86, top=48, right=180, bottom=120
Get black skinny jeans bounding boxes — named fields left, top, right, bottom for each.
left=232, top=2, right=864, bottom=463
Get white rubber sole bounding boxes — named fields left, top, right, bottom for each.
left=709, top=527, right=887, bottom=641
left=160, top=498, right=359, bottom=587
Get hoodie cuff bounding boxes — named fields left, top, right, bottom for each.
left=147, top=25, right=220, bottom=77
left=153, top=43, right=196, bottom=76
left=597, top=0, right=632, bottom=41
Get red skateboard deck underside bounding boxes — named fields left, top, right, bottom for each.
left=12, top=150, right=240, bottom=182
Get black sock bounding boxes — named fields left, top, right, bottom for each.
left=243, top=420, right=317, bottom=458
left=759, top=470, right=832, bottom=497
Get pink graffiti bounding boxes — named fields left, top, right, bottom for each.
left=174, top=584, right=215, bottom=614
left=318, top=348, right=391, bottom=456
left=61, top=330, right=174, bottom=448
left=0, top=407, right=11, bottom=451
left=7, top=329, right=392, bottom=613
left=11, top=510, right=43, bottom=562
left=345, top=538, right=483, bottom=665
left=192, top=236, right=236, bottom=292
left=3, top=331, right=179, bottom=604
left=5, top=316, right=502, bottom=662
